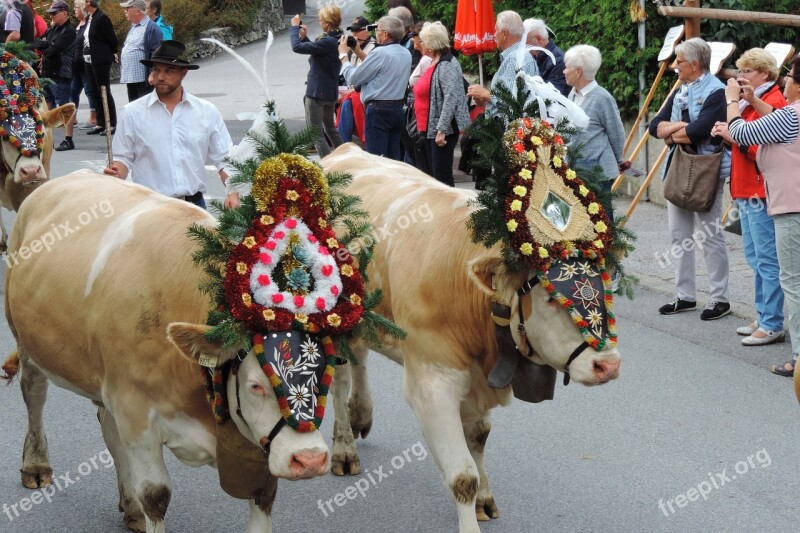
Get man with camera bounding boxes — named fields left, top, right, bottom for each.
left=344, top=16, right=375, bottom=67
left=338, top=15, right=411, bottom=160
left=337, top=16, right=376, bottom=144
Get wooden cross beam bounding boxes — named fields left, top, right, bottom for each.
left=659, top=5, right=800, bottom=29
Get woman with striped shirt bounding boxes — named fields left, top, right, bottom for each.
left=713, top=54, right=800, bottom=377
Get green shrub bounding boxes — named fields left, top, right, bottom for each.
left=366, top=0, right=800, bottom=118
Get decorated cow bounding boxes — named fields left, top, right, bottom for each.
left=321, top=90, right=630, bottom=531
left=0, top=48, right=76, bottom=250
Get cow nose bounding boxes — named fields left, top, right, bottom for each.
left=289, top=450, right=329, bottom=478
left=593, top=358, right=621, bottom=382
left=19, top=165, right=44, bottom=185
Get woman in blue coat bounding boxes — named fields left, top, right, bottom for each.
left=290, top=6, right=344, bottom=157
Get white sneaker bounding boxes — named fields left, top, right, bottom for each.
left=736, top=321, right=758, bottom=336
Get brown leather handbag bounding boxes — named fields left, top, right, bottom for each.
left=663, top=144, right=723, bottom=212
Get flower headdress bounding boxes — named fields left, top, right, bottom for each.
left=468, top=79, right=635, bottom=351
left=0, top=50, right=44, bottom=157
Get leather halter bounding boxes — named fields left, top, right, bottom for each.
left=232, top=349, right=286, bottom=455
left=516, top=275, right=591, bottom=386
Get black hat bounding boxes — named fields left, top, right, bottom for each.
left=346, top=16, right=369, bottom=31
left=140, top=40, right=200, bottom=70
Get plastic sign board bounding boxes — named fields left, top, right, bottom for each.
left=764, top=42, right=795, bottom=70
left=658, top=25, right=685, bottom=61
left=708, top=42, right=736, bottom=75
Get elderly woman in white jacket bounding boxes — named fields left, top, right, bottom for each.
left=412, top=22, right=470, bottom=186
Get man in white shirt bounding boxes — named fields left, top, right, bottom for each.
left=103, top=40, right=240, bottom=208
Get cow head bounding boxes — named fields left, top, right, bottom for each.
left=167, top=323, right=330, bottom=480
left=469, top=255, right=620, bottom=386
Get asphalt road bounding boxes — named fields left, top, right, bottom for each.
left=1, top=5, right=800, bottom=533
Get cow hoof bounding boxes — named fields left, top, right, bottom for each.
left=475, top=496, right=499, bottom=521
left=20, top=468, right=53, bottom=489
left=348, top=397, right=372, bottom=439
left=124, top=512, right=146, bottom=533
left=330, top=451, right=361, bottom=476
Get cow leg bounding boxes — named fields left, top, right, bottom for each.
left=111, top=409, right=172, bottom=533
left=0, top=209, right=8, bottom=253
left=463, top=416, right=499, bottom=521
left=330, top=358, right=360, bottom=475
left=348, top=349, right=373, bottom=439
left=97, top=406, right=146, bottom=533
left=404, top=360, right=481, bottom=533
left=245, top=486, right=277, bottom=533
left=18, top=349, right=53, bottom=489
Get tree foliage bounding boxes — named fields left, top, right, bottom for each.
left=366, top=0, right=799, bottom=118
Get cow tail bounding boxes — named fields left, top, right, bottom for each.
left=1, top=351, right=20, bottom=384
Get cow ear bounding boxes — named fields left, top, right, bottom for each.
left=468, top=256, right=527, bottom=306
left=167, top=322, right=238, bottom=368
left=42, top=103, right=77, bottom=129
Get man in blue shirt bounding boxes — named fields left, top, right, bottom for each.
left=338, top=16, right=411, bottom=160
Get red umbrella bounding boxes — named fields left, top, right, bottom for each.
left=454, top=0, right=497, bottom=85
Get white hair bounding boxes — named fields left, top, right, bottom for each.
left=387, top=6, right=413, bottom=30
left=523, top=18, right=548, bottom=40
left=496, top=10, right=523, bottom=38
left=564, top=45, right=602, bottom=80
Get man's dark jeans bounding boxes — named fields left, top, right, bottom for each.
left=365, top=101, right=404, bottom=161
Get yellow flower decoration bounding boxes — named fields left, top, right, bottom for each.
left=527, top=151, right=537, bottom=163
left=327, top=314, right=342, bottom=327
left=242, top=293, right=252, bottom=307
left=243, top=236, right=257, bottom=249
left=286, top=190, right=299, bottom=201
left=538, top=247, right=549, bottom=258
left=579, top=185, right=589, bottom=197
left=327, top=237, right=339, bottom=249
left=510, top=199, right=522, bottom=212
left=593, top=239, right=604, bottom=249
left=260, top=215, right=274, bottom=225
left=507, top=219, right=519, bottom=232
left=566, top=169, right=576, bottom=180
left=552, top=156, right=562, bottom=168
left=519, top=168, right=532, bottom=180
left=295, top=313, right=308, bottom=324
left=513, top=185, right=527, bottom=197
left=262, top=309, right=275, bottom=321
left=318, top=219, right=327, bottom=228
left=341, top=264, right=354, bottom=277
left=588, top=202, right=600, bottom=215
left=520, top=242, right=533, bottom=255
left=594, top=221, right=608, bottom=233
left=349, top=294, right=362, bottom=305
left=531, top=136, right=543, bottom=146
left=236, top=262, right=248, bottom=275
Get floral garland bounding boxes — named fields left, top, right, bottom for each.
left=504, top=117, right=613, bottom=272
left=0, top=51, right=43, bottom=157
left=223, top=154, right=365, bottom=336
left=254, top=333, right=336, bottom=432
left=540, top=263, right=617, bottom=350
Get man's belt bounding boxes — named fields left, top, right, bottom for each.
left=180, top=191, right=204, bottom=203
left=365, top=99, right=404, bottom=106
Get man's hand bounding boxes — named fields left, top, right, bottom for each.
left=467, top=84, right=491, bottom=105
left=103, top=161, right=127, bottom=180
left=338, top=36, right=350, bottom=56
left=224, top=192, right=241, bottom=209
left=435, top=131, right=446, bottom=147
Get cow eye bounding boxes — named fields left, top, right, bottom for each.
left=248, top=381, right=267, bottom=396
left=547, top=296, right=556, bottom=304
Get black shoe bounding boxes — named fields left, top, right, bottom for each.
left=658, top=298, right=696, bottom=315
left=87, top=127, right=104, bottom=135
left=54, top=138, right=74, bottom=152
left=100, top=127, right=116, bottom=136
left=700, top=301, right=731, bottom=321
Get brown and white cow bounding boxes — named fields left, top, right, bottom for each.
left=322, top=144, right=621, bottom=533
left=0, top=102, right=76, bottom=250
left=2, top=173, right=329, bottom=533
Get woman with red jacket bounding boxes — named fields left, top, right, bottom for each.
left=728, top=48, right=787, bottom=348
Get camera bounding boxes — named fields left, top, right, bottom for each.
left=347, top=35, right=357, bottom=48
left=366, top=24, right=378, bottom=31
